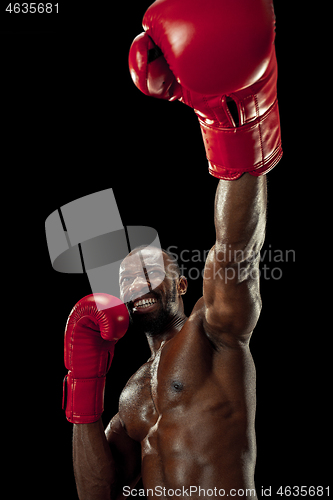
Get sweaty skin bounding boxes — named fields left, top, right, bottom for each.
left=73, top=175, right=267, bottom=500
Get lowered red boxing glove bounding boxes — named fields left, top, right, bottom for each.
left=129, top=0, right=282, bottom=180
left=62, top=294, right=129, bottom=424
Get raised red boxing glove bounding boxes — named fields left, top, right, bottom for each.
left=62, top=294, right=129, bottom=424
left=128, top=0, right=282, bottom=180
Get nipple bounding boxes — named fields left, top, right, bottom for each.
left=172, top=381, right=184, bottom=392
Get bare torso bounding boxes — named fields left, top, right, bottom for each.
left=119, top=299, right=258, bottom=500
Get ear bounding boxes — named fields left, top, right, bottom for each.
left=178, top=276, right=188, bottom=296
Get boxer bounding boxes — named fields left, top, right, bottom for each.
left=64, top=1, right=282, bottom=498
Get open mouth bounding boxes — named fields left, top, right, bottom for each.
left=132, top=297, right=158, bottom=312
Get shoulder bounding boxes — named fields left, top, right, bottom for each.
left=118, top=359, right=156, bottom=439
left=119, top=360, right=153, bottom=407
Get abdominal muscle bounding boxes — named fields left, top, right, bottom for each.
left=140, top=402, right=257, bottom=500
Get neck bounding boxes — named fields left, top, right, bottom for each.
left=145, top=312, right=187, bottom=355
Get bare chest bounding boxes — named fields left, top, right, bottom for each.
left=118, top=324, right=253, bottom=444
left=118, top=323, right=257, bottom=494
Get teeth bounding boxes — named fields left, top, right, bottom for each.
left=134, top=298, right=157, bottom=308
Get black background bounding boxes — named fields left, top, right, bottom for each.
left=1, top=2, right=327, bottom=499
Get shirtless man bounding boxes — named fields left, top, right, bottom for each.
left=63, top=1, right=282, bottom=498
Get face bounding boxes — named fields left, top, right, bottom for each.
left=119, top=247, right=186, bottom=335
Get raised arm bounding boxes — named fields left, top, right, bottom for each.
left=203, top=174, right=267, bottom=345
left=128, top=0, right=281, bottom=345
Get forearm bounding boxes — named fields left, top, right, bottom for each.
left=73, top=419, right=117, bottom=500
left=214, top=174, right=267, bottom=265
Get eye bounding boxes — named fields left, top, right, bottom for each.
left=148, top=269, right=164, bottom=278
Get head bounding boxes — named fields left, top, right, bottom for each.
left=119, top=245, right=187, bottom=337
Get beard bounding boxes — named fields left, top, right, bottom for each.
left=126, top=280, right=177, bottom=338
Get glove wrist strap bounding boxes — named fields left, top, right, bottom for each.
left=199, top=100, right=282, bottom=180
left=62, top=373, right=106, bottom=424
